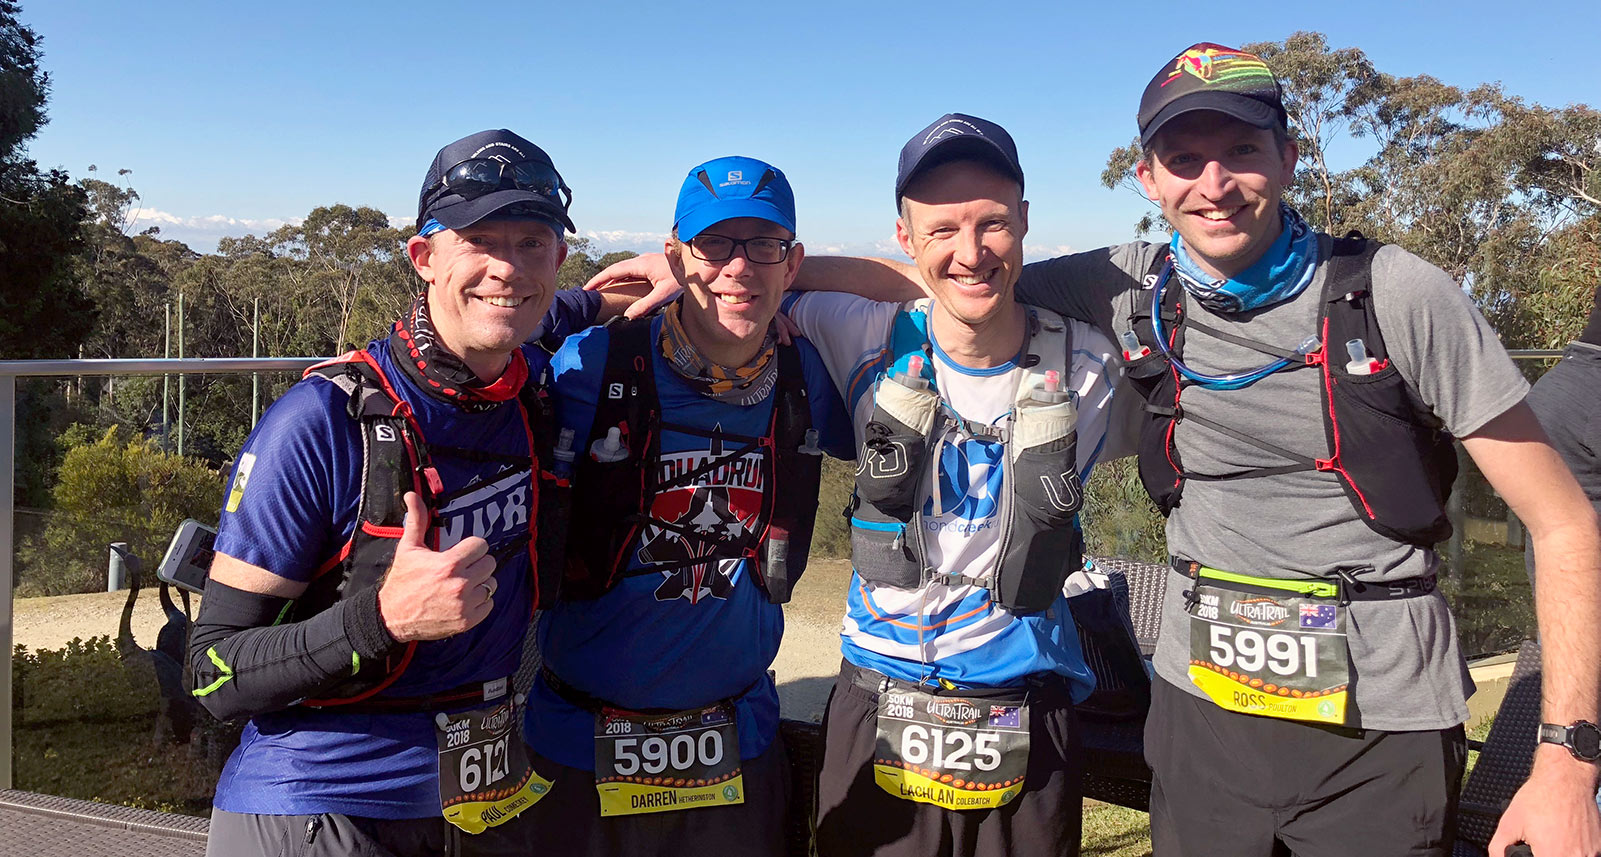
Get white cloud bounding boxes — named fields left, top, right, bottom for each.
left=130, top=206, right=297, bottom=234
left=1024, top=243, right=1074, bottom=262
left=575, top=229, right=669, bottom=255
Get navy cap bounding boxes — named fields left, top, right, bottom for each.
left=894, top=113, right=1023, bottom=208
left=416, top=129, right=575, bottom=233
left=1138, top=43, right=1286, bottom=148
left=673, top=156, right=796, bottom=242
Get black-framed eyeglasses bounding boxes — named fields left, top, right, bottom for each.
left=686, top=234, right=794, bottom=265
left=426, top=157, right=572, bottom=210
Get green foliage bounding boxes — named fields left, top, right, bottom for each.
left=16, top=426, right=222, bottom=595
left=812, top=458, right=855, bottom=559
left=0, top=1, right=95, bottom=360
left=1081, top=458, right=1166, bottom=564
left=1439, top=539, right=1538, bottom=658
left=12, top=638, right=217, bottom=815
left=558, top=236, right=637, bottom=291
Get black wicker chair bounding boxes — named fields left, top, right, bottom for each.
left=1453, top=640, right=1543, bottom=857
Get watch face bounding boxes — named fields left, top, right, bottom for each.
left=1574, top=722, right=1601, bottom=761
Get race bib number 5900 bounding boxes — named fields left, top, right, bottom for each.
left=1187, top=583, right=1350, bottom=724
left=593, top=704, right=743, bottom=816
left=872, top=689, right=1030, bottom=811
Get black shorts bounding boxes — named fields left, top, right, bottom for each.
left=814, top=660, right=1083, bottom=857
left=1145, top=677, right=1467, bottom=857
left=506, top=733, right=791, bottom=857
left=206, top=809, right=525, bottom=857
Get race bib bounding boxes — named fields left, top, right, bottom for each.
left=1187, top=581, right=1350, bottom=725
left=593, top=703, right=744, bottom=816
left=435, top=687, right=552, bottom=834
left=872, top=689, right=1030, bottom=810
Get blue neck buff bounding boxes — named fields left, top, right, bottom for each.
left=1169, top=203, right=1319, bottom=315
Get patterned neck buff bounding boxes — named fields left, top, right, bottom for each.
left=388, top=291, right=528, bottom=413
left=1169, top=202, right=1320, bottom=315
left=658, top=300, right=779, bottom=406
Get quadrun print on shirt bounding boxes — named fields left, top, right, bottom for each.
left=636, top=431, right=763, bottom=604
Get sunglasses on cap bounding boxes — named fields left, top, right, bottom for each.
left=426, top=157, right=573, bottom=210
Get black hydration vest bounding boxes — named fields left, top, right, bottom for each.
left=848, top=302, right=1086, bottom=615
left=1121, top=235, right=1458, bottom=547
left=560, top=317, right=823, bottom=605
left=294, top=351, right=566, bottom=708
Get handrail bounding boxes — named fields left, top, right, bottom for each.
left=0, top=346, right=1575, bottom=790
left=0, top=357, right=320, bottom=789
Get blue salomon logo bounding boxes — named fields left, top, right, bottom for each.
left=924, top=439, right=1004, bottom=520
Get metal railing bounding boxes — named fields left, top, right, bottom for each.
left=0, top=349, right=1570, bottom=789
left=0, top=357, right=320, bottom=788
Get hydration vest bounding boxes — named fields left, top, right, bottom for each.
left=292, top=350, right=567, bottom=707
left=560, top=317, right=824, bottom=605
left=848, top=301, right=1085, bottom=615
left=1121, top=235, right=1458, bottom=547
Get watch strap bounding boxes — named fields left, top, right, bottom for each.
left=1538, top=720, right=1601, bottom=762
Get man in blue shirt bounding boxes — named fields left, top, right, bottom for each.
left=518, top=156, right=853, bottom=856
left=190, top=129, right=616, bottom=857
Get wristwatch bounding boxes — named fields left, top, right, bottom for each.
left=1538, top=720, right=1601, bottom=762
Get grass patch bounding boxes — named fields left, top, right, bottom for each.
left=1083, top=800, right=1153, bottom=856
left=13, top=636, right=217, bottom=816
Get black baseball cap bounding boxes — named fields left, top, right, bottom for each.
left=894, top=113, right=1024, bottom=209
left=1138, top=43, right=1286, bottom=148
left=416, top=129, right=576, bottom=233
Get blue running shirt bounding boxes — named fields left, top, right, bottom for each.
left=524, top=317, right=853, bottom=770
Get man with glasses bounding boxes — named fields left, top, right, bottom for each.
left=190, top=129, right=630, bottom=857
left=591, top=41, right=1601, bottom=857
left=587, top=116, right=1131, bottom=857
left=514, top=155, right=853, bottom=856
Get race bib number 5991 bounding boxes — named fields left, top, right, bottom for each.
left=1187, top=584, right=1350, bottom=724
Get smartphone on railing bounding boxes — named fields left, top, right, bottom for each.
left=157, top=518, right=216, bottom=595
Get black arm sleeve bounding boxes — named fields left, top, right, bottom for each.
left=188, top=578, right=401, bottom=721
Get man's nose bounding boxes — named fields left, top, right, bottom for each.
left=953, top=227, right=986, bottom=269
left=1196, top=158, right=1236, bottom=199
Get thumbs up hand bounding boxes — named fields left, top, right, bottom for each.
left=376, top=492, right=499, bottom=643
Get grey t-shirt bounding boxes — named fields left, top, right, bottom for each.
left=1018, top=236, right=1530, bottom=730
left=1527, top=342, right=1601, bottom=513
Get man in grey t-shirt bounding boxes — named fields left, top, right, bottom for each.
left=674, top=40, right=1601, bottom=857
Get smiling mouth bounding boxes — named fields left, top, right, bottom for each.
left=950, top=272, right=996, bottom=287
left=478, top=296, right=526, bottom=308
left=1194, top=206, right=1246, bottom=222
left=715, top=293, right=753, bottom=305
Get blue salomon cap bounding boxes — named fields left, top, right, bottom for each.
left=673, top=156, right=796, bottom=242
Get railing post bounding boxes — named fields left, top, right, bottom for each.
left=0, top=373, right=15, bottom=789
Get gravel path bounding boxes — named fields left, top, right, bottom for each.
left=8, top=561, right=857, bottom=723
left=12, top=588, right=194, bottom=652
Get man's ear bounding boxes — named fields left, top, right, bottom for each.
left=780, top=242, right=805, bottom=289
left=1280, top=138, right=1300, bottom=185
left=896, top=217, right=914, bottom=258
left=665, top=239, right=688, bottom=283
left=406, top=234, right=434, bottom=282
left=1135, top=157, right=1160, bottom=203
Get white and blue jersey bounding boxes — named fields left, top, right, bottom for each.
left=524, top=316, right=854, bottom=770
left=784, top=292, right=1132, bottom=696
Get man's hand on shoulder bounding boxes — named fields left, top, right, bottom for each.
left=584, top=253, right=680, bottom=319
left=377, top=492, right=498, bottom=643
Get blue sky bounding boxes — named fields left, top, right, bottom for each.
left=22, top=0, right=1601, bottom=259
